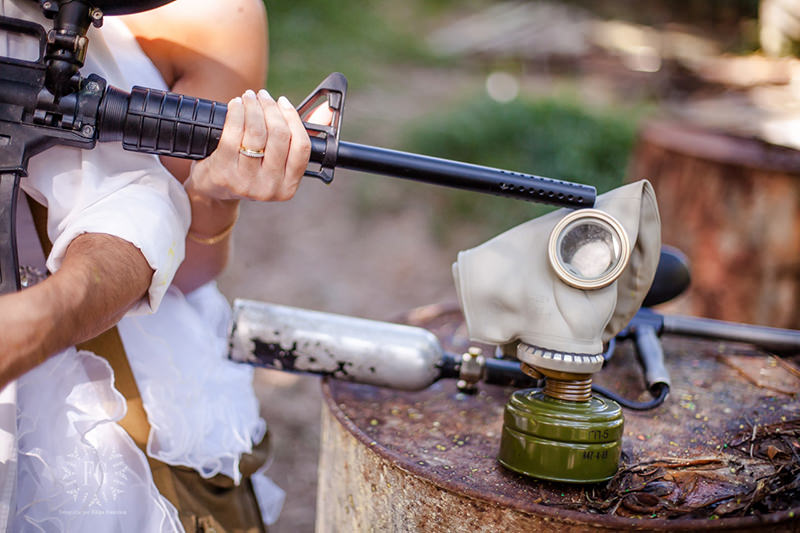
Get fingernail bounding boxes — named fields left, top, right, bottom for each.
left=258, top=88, right=272, bottom=100
left=229, top=96, right=242, bottom=105
left=243, top=89, right=256, bottom=99
left=278, top=95, right=293, bottom=109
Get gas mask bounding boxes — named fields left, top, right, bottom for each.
left=452, top=180, right=661, bottom=482
left=453, top=179, right=660, bottom=369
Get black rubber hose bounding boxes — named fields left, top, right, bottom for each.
left=592, top=383, right=670, bottom=411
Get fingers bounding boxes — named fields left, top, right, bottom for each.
left=238, top=90, right=269, bottom=176
left=187, top=95, right=244, bottom=200
left=189, top=88, right=313, bottom=203
left=277, top=96, right=311, bottom=200
left=216, top=96, right=245, bottom=167
left=256, top=89, right=291, bottom=199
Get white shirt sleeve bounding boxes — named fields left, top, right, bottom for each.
left=21, top=143, right=191, bottom=315
left=3, top=3, right=190, bottom=315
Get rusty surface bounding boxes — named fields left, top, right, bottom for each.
left=322, top=306, right=800, bottom=531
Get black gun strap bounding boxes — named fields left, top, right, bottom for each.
left=25, top=196, right=183, bottom=511
left=25, top=197, right=50, bottom=258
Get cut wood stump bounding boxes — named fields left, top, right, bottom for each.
left=629, top=120, right=800, bottom=329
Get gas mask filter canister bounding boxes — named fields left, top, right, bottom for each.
left=452, top=180, right=661, bottom=482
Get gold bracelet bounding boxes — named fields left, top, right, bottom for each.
left=187, top=206, right=240, bottom=245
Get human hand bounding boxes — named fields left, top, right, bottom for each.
left=186, top=89, right=329, bottom=203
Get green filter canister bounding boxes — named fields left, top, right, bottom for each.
left=498, top=389, right=624, bottom=483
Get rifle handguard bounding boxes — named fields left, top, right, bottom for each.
left=98, top=85, right=226, bottom=160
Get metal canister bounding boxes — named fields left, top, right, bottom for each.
left=229, top=299, right=444, bottom=390
left=498, top=390, right=624, bottom=483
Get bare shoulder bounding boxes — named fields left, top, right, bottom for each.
left=119, top=0, right=267, bottom=94
left=121, top=0, right=266, bottom=49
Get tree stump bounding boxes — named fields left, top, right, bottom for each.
left=629, top=121, right=800, bottom=329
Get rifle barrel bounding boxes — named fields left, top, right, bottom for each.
left=311, top=138, right=595, bottom=208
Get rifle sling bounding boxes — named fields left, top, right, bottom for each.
left=25, top=196, right=182, bottom=511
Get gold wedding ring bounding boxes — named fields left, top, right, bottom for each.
left=239, top=145, right=266, bottom=158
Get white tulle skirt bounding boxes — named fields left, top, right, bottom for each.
left=118, top=282, right=266, bottom=484
left=13, top=282, right=268, bottom=531
left=13, top=349, right=182, bottom=532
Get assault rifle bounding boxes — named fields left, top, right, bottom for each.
left=0, top=0, right=596, bottom=295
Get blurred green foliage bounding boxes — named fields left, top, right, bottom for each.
left=265, top=0, right=762, bottom=95
left=399, top=94, right=646, bottom=239
left=264, top=0, right=648, bottom=240
left=264, top=0, right=434, bottom=98
left=263, top=0, right=745, bottom=240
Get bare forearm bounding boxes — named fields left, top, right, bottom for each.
left=0, top=233, right=152, bottom=386
left=172, top=187, right=239, bottom=293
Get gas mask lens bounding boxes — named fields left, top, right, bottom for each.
left=548, top=209, right=631, bottom=290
